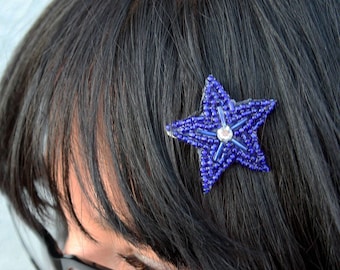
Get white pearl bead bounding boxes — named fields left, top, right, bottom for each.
left=217, top=126, right=233, bottom=142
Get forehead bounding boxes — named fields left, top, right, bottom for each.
left=57, top=113, right=134, bottom=228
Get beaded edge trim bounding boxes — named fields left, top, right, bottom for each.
left=166, top=75, right=276, bottom=193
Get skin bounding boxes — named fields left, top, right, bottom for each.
left=63, top=176, right=173, bottom=269
left=59, top=125, right=177, bottom=270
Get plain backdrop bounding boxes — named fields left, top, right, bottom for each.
left=0, top=1, right=52, bottom=269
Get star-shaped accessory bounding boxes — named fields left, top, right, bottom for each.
left=166, top=75, right=276, bottom=193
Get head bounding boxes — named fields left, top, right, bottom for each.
left=1, top=0, right=339, bottom=269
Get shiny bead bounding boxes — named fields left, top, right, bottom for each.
left=217, top=126, right=233, bottom=142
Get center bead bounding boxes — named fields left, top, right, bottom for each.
left=217, top=126, right=233, bottom=142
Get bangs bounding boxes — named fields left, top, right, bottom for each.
left=37, top=3, right=214, bottom=266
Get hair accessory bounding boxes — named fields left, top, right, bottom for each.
left=166, top=75, right=276, bottom=193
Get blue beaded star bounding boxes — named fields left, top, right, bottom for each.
left=166, top=75, right=276, bottom=193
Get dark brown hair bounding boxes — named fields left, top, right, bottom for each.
left=1, top=0, right=339, bottom=269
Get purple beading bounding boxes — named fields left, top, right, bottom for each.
left=166, top=75, right=276, bottom=193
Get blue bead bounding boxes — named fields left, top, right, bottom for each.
left=166, top=75, right=276, bottom=192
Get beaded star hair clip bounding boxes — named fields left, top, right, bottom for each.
left=166, top=75, right=276, bottom=193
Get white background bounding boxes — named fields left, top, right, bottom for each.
left=0, top=1, right=52, bottom=269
